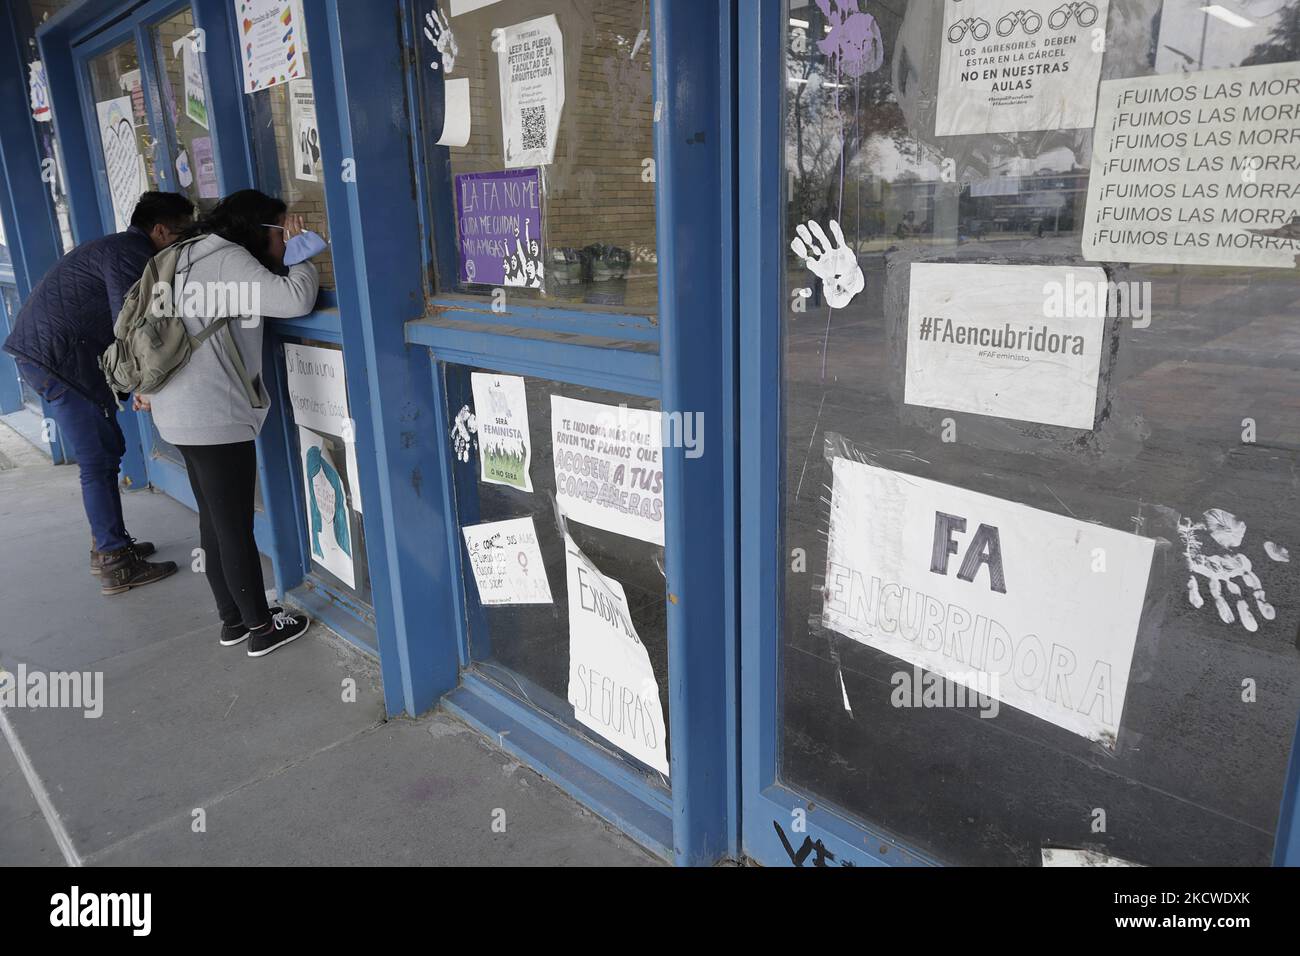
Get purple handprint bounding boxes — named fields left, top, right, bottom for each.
left=816, top=0, right=884, bottom=78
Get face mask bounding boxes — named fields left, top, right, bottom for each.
left=263, top=224, right=329, bottom=266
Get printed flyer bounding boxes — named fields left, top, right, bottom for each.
left=95, top=96, right=148, bottom=232
left=284, top=343, right=362, bottom=514
left=1083, top=61, right=1300, bottom=269
left=565, top=531, right=668, bottom=774
left=904, top=263, right=1108, bottom=430
left=935, top=0, right=1109, bottom=136
left=497, top=14, right=564, bottom=167
left=289, top=78, right=319, bottom=182
left=182, top=41, right=208, bottom=129
left=462, top=517, right=552, bottom=605
left=551, top=395, right=664, bottom=546
left=237, top=0, right=304, bottom=93
left=470, top=372, right=533, bottom=491
left=455, top=168, right=544, bottom=287
left=823, top=455, right=1155, bottom=744
left=299, top=427, right=356, bottom=589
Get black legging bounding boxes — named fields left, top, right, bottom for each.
left=178, top=441, right=271, bottom=630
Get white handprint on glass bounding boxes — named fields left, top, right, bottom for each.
left=790, top=219, right=864, bottom=309
left=1179, top=508, right=1276, bottom=633
left=424, top=8, right=458, bottom=74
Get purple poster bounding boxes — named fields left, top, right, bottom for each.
left=455, top=168, right=544, bottom=289
left=191, top=136, right=219, bottom=199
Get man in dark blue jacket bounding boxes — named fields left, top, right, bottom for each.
left=3, top=191, right=194, bottom=594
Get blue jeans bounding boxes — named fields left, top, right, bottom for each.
left=16, top=360, right=131, bottom=553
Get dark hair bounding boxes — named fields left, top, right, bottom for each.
left=129, top=191, right=194, bottom=231
left=184, top=189, right=287, bottom=271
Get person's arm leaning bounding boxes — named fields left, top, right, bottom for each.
left=227, top=247, right=320, bottom=320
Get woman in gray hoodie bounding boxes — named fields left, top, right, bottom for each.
left=145, top=189, right=321, bottom=657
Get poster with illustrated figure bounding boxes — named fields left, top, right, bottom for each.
left=470, top=372, right=533, bottom=491
left=299, top=427, right=355, bottom=589
left=551, top=395, right=664, bottom=546
left=565, top=531, right=669, bottom=775
left=181, top=41, right=209, bottom=129
left=236, top=0, right=304, bottom=93
left=935, top=0, right=1110, bottom=136
left=285, top=344, right=362, bottom=514
left=96, top=96, right=149, bottom=232
left=462, top=517, right=552, bottom=605
left=823, top=455, right=1154, bottom=745
left=454, top=168, right=544, bottom=287
left=497, top=14, right=564, bottom=167
left=289, top=79, right=319, bottom=181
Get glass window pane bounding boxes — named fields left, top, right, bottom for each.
left=415, top=0, right=658, bottom=314
left=243, top=20, right=335, bottom=289
left=27, top=3, right=76, bottom=251
left=778, top=1, right=1300, bottom=866
left=280, top=340, right=372, bottom=608
left=88, top=40, right=161, bottom=228
left=149, top=8, right=220, bottom=214
left=447, top=364, right=669, bottom=785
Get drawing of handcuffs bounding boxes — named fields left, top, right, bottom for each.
left=1048, top=2, right=1099, bottom=29
left=947, top=16, right=991, bottom=43
left=996, top=9, right=1043, bottom=36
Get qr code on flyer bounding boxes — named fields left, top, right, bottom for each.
left=521, top=105, right=547, bottom=151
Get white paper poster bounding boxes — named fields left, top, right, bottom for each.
left=284, top=343, right=348, bottom=434
left=497, top=14, right=564, bottom=167
left=471, top=372, right=533, bottom=491
left=462, top=517, right=552, bottom=605
left=289, top=78, right=319, bottom=181
left=437, top=77, right=472, bottom=148
left=28, top=61, right=51, bottom=122
left=565, top=532, right=668, bottom=774
left=236, top=0, right=305, bottom=94
left=284, top=343, right=361, bottom=514
left=551, top=395, right=664, bottom=546
left=299, top=427, right=356, bottom=589
left=1083, top=62, right=1300, bottom=269
left=905, top=263, right=1108, bottom=430
left=181, top=42, right=208, bottom=129
left=95, top=96, right=148, bottom=232
left=823, top=457, right=1155, bottom=744
left=451, top=0, right=501, bottom=15
left=935, top=0, right=1109, bottom=136
left=175, top=149, right=193, bottom=189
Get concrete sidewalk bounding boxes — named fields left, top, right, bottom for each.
left=0, top=420, right=658, bottom=867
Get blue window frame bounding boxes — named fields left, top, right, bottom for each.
left=393, top=0, right=738, bottom=864
left=738, top=0, right=1300, bottom=868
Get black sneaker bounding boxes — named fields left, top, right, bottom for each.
left=220, top=606, right=284, bottom=647
left=100, top=547, right=177, bottom=595
left=247, top=609, right=311, bottom=658
left=91, top=539, right=156, bottom=575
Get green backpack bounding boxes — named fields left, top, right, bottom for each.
left=99, top=236, right=264, bottom=408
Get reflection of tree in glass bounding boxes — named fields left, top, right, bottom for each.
left=1242, top=5, right=1300, bottom=65
left=787, top=2, right=901, bottom=244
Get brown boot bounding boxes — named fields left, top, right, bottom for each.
left=100, top=546, right=177, bottom=595
left=91, top=539, right=156, bottom=575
